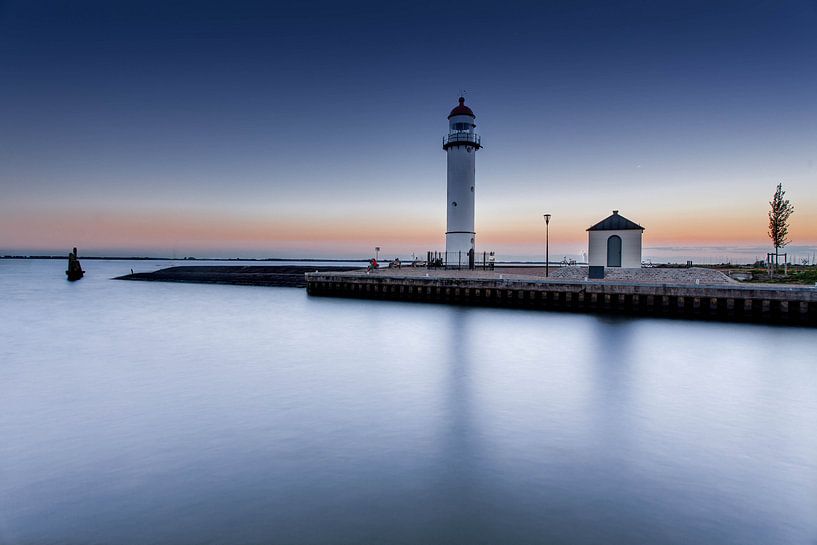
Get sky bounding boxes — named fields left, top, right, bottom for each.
left=1, top=0, right=815, bottom=261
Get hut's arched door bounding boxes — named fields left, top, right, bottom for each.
left=607, top=235, right=622, bottom=267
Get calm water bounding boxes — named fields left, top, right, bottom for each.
left=1, top=259, right=816, bottom=545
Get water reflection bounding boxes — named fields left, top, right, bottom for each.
left=588, top=317, right=637, bottom=456
left=435, top=308, right=483, bottom=538
left=0, top=260, right=816, bottom=545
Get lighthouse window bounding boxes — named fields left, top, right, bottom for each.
left=451, top=201, right=457, bottom=207
left=453, top=122, right=470, bottom=130
left=470, top=186, right=474, bottom=192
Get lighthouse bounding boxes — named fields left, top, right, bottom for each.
left=443, top=97, right=481, bottom=266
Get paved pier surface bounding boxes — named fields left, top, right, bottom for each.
left=117, top=265, right=359, bottom=288
left=306, top=268, right=817, bottom=326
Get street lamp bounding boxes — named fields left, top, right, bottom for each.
left=543, top=214, right=551, bottom=277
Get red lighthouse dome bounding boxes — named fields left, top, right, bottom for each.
left=448, top=97, right=475, bottom=119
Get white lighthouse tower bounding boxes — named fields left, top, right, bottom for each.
left=443, top=97, right=481, bottom=266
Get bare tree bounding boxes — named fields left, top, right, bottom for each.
left=767, top=183, right=794, bottom=271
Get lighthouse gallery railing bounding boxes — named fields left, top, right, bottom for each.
left=443, top=132, right=481, bottom=147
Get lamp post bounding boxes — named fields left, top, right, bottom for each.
left=543, top=214, right=551, bottom=277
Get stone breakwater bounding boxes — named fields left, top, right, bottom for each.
left=117, top=266, right=359, bottom=288
left=305, top=269, right=817, bottom=326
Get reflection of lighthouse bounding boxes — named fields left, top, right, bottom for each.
left=443, top=97, right=481, bottom=265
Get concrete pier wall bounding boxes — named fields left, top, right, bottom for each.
left=305, top=272, right=817, bottom=326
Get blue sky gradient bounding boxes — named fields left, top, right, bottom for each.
left=1, top=0, right=815, bottom=260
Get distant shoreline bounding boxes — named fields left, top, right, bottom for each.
left=0, top=255, right=579, bottom=265
left=0, top=256, right=369, bottom=262
left=0, top=255, right=757, bottom=266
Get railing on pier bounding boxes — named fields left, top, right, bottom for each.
left=426, top=250, right=495, bottom=271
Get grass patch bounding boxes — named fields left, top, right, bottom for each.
left=744, top=267, right=817, bottom=285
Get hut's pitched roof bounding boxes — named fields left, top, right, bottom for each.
left=587, top=210, right=644, bottom=231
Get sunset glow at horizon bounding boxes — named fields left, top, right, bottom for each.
left=2, top=1, right=815, bottom=261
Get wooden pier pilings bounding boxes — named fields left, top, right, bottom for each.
left=305, top=272, right=817, bottom=326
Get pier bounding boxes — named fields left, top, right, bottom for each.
left=306, top=269, right=817, bottom=326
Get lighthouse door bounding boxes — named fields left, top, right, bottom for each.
left=607, top=235, right=622, bottom=267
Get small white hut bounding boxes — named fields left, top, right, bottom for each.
left=587, top=210, right=644, bottom=268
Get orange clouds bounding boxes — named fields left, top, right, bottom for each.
left=1, top=199, right=814, bottom=256
left=0, top=206, right=443, bottom=253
